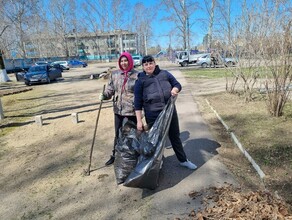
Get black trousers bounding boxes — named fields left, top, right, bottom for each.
left=146, top=107, right=187, bottom=162
left=112, top=114, right=137, bottom=154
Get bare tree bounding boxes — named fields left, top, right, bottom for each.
left=131, top=2, right=156, bottom=55
left=81, top=3, right=103, bottom=59
left=109, top=0, right=128, bottom=55
left=49, top=0, right=77, bottom=58
left=0, top=52, right=9, bottom=119
left=160, top=0, right=198, bottom=50
left=83, top=0, right=111, bottom=59
left=259, top=1, right=292, bottom=116
left=204, top=0, right=216, bottom=50
left=219, top=0, right=291, bottom=116
left=0, top=27, right=11, bottom=83
left=0, top=3, right=11, bottom=83
left=216, top=0, right=232, bottom=45
left=2, top=0, right=40, bottom=59
left=26, top=7, right=56, bottom=58
left=0, top=2, right=11, bottom=118
left=0, top=26, right=10, bottom=119
left=83, top=0, right=131, bottom=59
left=225, top=2, right=260, bottom=98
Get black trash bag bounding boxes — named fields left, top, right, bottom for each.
left=114, top=120, right=140, bottom=184
left=123, top=96, right=176, bottom=189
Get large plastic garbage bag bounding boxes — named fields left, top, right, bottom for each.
left=123, top=96, right=177, bottom=189
left=114, top=120, right=140, bottom=184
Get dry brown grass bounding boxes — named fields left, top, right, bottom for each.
left=193, top=88, right=292, bottom=206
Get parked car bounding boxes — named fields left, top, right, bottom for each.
left=68, top=60, right=88, bottom=68
left=35, top=61, right=49, bottom=65
left=49, top=63, right=64, bottom=72
left=51, top=61, right=70, bottom=70
left=132, top=55, right=142, bottom=67
left=24, top=64, right=62, bottom=86
left=196, top=53, right=237, bottom=68
left=14, top=69, right=27, bottom=81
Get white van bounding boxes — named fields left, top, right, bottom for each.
left=175, top=51, right=209, bottom=67
left=132, top=55, right=142, bottom=67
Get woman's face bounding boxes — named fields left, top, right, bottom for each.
left=143, top=61, right=156, bottom=75
left=120, top=56, right=129, bottom=70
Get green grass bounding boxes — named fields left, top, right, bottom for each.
left=181, top=68, right=235, bottom=79
left=181, top=66, right=288, bottom=79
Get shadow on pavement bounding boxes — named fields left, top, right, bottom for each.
left=141, top=136, right=220, bottom=198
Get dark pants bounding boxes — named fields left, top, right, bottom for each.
left=146, top=107, right=187, bottom=163
left=112, top=114, right=137, bottom=155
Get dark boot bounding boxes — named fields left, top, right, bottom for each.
left=105, top=155, right=115, bottom=166
left=105, top=150, right=115, bottom=166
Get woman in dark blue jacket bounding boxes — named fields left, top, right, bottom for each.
left=134, top=55, right=197, bottom=170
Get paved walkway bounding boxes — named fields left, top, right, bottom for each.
left=140, top=68, right=237, bottom=219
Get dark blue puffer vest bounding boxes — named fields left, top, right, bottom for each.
left=138, top=69, right=172, bottom=112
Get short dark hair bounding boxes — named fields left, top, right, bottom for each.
left=142, top=55, right=155, bottom=64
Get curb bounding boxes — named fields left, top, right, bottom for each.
left=205, top=99, right=266, bottom=179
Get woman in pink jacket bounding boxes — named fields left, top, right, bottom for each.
left=99, top=52, right=139, bottom=165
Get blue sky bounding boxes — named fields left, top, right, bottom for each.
left=128, top=0, right=243, bottom=49
left=76, top=0, right=245, bottom=49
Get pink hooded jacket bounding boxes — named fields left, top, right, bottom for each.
left=102, top=52, right=138, bottom=116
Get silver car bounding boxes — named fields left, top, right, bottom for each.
left=51, top=61, right=70, bottom=70
left=197, top=53, right=237, bottom=68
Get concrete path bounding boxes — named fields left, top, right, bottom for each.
left=135, top=68, right=238, bottom=219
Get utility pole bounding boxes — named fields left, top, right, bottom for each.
left=187, top=16, right=190, bottom=51
left=144, top=34, right=148, bottom=55
left=135, top=34, right=138, bottom=54
left=119, top=34, right=123, bottom=53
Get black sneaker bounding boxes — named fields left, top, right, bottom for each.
left=105, top=155, right=115, bottom=166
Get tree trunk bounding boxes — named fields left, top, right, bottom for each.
left=0, top=98, right=4, bottom=120
left=0, top=52, right=10, bottom=82
left=0, top=69, right=10, bottom=82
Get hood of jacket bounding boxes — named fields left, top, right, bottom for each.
left=118, top=52, right=134, bottom=73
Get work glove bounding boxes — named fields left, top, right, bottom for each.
left=99, top=93, right=105, bottom=101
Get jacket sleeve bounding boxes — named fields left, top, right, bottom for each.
left=134, top=79, right=143, bottom=110
left=167, top=71, right=182, bottom=91
left=103, top=73, right=115, bottom=99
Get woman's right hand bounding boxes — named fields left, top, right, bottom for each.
left=137, top=121, right=143, bottom=131
left=99, top=93, right=105, bottom=101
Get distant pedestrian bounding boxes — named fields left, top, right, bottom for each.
left=134, top=55, right=197, bottom=170
left=210, top=50, right=217, bottom=68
